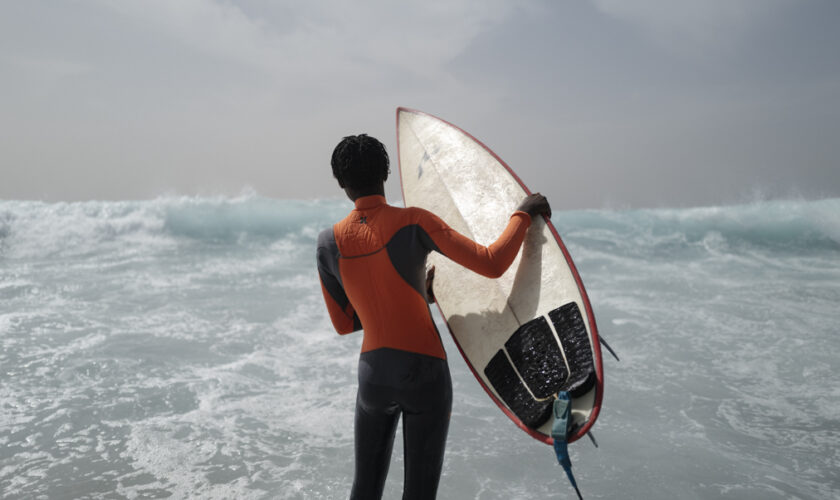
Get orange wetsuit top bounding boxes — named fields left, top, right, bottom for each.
left=317, top=195, right=531, bottom=360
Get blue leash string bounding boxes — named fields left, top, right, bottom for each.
left=552, top=392, right=583, bottom=499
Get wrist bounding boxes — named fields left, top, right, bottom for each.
left=511, top=210, right=532, bottom=226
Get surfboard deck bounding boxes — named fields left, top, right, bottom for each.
left=396, top=107, right=603, bottom=444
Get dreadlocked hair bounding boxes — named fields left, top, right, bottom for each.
left=331, top=134, right=390, bottom=190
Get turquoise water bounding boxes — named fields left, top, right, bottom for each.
left=1, top=195, right=838, bottom=499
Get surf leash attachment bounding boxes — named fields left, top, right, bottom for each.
left=552, top=392, right=583, bottom=499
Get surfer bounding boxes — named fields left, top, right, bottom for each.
left=317, top=134, right=550, bottom=499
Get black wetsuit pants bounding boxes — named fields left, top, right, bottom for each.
left=350, top=348, right=452, bottom=500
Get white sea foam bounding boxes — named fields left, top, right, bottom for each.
left=1, top=196, right=838, bottom=499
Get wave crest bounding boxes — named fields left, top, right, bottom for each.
left=561, top=198, right=840, bottom=254
left=0, top=195, right=351, bottom=258
left=2, top=196, right=837, bottom=259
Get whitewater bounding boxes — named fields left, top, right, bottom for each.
left=1, top=195, right=838, bottom=499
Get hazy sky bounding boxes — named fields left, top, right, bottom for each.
left=2, top=0, right=838, bottom=208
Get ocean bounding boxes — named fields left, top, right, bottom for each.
left=1, top=195, right=838, bottom=499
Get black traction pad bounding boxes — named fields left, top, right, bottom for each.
left=484, top=350, right=554, bottom=428
left=549, top=303, right=595, bottom=395
left=504, top=316, right=569, bottom=399
left=482, top=302, right=596, bottom=429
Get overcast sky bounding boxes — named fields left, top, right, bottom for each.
left=1, top=0, right=838, bottom=209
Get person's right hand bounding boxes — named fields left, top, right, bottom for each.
left=516, top=193, right=552, bottom=219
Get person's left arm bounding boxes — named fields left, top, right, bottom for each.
left=317, top=231, right=362, bottom=334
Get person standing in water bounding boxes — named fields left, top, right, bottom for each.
left=316, top=134, right=550, bottom=499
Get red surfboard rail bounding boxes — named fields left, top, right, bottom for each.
left=395, top=106, right=604, bottom=445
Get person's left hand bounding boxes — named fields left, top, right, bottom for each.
left=425, top=265, right=436, bottom=304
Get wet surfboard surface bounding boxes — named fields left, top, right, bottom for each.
left=396, top=107, right=604, bottom=444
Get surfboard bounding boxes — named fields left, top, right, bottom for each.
left=396, top=107, right=604, bottom=444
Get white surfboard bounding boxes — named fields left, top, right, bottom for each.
left=396, top=107, right=604, bottom=444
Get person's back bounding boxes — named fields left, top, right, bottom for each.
left=319, top=198, right=447, bottom=358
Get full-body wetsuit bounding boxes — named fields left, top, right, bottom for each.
left=317, top=195, right=531, bottom=499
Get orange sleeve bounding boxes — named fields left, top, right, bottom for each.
left=421, top=210, right=532, bottom=278
left=318, top=274, right=360, bottom=334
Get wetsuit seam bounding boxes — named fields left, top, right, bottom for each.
left=361, top=346, right=445, bottom=361
left=339, top=246, right=387, bottom=260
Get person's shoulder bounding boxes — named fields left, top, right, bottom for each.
left=317, top=226, right=337, bottom=249
left=398, top=204, right=436, bottom=220
left=388, top=206, right=448, bottom=237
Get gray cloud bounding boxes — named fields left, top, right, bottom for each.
left=1, top=0, right=838, bottom=208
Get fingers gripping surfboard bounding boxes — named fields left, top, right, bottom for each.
left=396, top=107, right=604, bottom=444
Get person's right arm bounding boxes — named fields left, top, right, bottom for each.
left=419, top=193, right=551, bottom=279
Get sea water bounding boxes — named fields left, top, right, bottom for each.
left=1, top=195, right=838, bottom=499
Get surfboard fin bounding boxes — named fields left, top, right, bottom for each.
left=552, top=392, right=584, bottom=499
left=586, top=431, right=599, bottom=448
left=599, top=335, right=620, bottom=362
